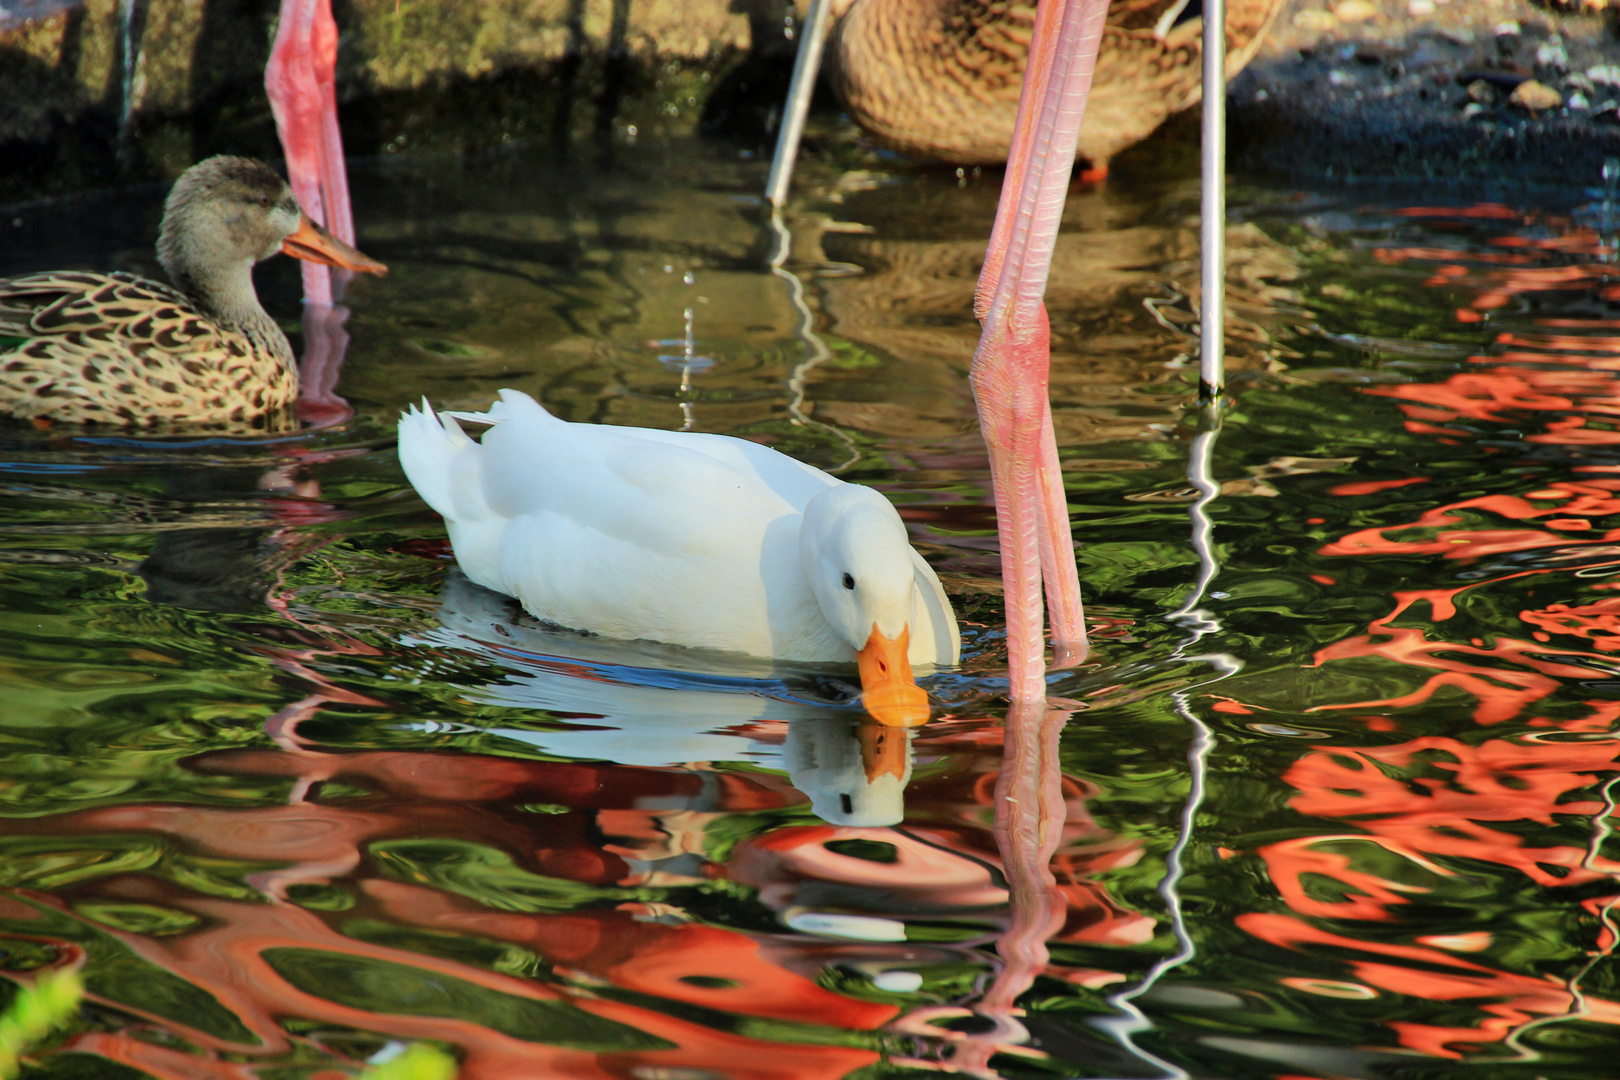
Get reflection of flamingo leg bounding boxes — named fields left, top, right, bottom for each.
left=266, top=0, right=354, bottom=306
left=972, top=0, right=1108, bottom=700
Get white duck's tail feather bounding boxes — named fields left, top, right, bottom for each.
left=442, top=388, right=560, bottom=431
left=399, top=393, right=558, bottom=598
left=397, top=398, right=478, bottom=521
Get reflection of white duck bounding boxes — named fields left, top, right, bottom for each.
left=785, top=719, right=912, bottom=828
left=399, top=389, right=960, bottom=725
left=413, top=572, right=918, bottom=826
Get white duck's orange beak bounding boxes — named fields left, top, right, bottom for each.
left=857, top=623, right=930, bottom=727
left=281, top=213, right=389, bottom=276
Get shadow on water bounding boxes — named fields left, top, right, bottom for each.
left=2, top=132, right=1620, bottom=1078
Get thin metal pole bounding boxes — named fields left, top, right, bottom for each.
left=765, top=0, right=835, bottom=208
left=1199, top=0, right=1226, bottom=400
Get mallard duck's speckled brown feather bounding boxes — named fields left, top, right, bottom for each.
left=0, top=271, right=296, bottom=426
left=826, top=0, right=1287, bottom=167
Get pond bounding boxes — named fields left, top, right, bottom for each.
left=2, top=132, right=1620, bottom=1079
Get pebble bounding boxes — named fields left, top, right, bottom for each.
left=1466, top=79, right=1498, bottom=104
left=1570, top=92, right=1591, bottom=110
left=1510, top=79, right=1562, bottom=111
left=1408, top=0, right=1434, bottom=13
left=1591, top=65, right=1620, bottom=89
left=1566, top=72, right=1596, bottom=95
left=1535, top=39, right=1569, bottom=72
left=1293, top=8, right=1339, bottom=31
left=1462, top=102, right=1488, bottom=120
left=1334, top=0, right=1379, bottom=21
left=872, top=970, right=924, bottom=993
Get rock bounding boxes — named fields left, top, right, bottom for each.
left=1333, top=0, right=1379, bottom=22
left=1566, top=72, right=1597, bottom=95
left=1536, top=38, right=1570, bottom=72
left=1510, top=79, right=1563, bottom=110
left=1591, top=66, right=1620, bottom=88
left=1571, top=92, right=1592, bottom=109
left=1293, top=8, right=1340, bottom=31
left=1467, top=78, right=1499, bottom=103
left=1462, top=102, right=1489, bottom=119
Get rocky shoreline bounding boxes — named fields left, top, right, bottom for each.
left=1232, top=0, right=1620, bottom=187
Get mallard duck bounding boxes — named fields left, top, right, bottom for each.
left=398, top=389, right=961, bottom=726
left=0, top=156, right=386, bottom=427
left=824, top=0, right=1286, bottom=171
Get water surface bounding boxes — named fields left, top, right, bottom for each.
left=3, top=137, right=1620, bottom=1079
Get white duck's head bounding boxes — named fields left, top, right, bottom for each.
left=799, top=484, right=930, bottom=727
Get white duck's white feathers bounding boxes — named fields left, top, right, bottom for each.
left=398, top=389, right=960, bottom=667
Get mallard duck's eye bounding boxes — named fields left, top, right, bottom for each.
left=843, top=573, right=855, bottom=590
left=257, top=195, right=271, bottom=207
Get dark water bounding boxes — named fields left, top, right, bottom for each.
left=3, top=135, right=1620, bottom=1080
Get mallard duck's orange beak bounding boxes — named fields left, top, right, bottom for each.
left=281, top=214, right=388, bottom=276
left=857, top=624, right=930, bottom=728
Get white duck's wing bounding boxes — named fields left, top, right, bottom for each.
left=592, top=423, right=841, bottom=510
left=466, top=393, right=835, bottom=514
left=908, top=549, right=961, bottom=667
left=471, top=390, right=796, bottom=550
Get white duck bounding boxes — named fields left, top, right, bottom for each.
left=397, top=389, right=960, bottom=726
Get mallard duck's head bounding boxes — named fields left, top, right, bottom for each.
left=800, top=484, right=931, bottom=727
left=156, top=156, right=385, bottom=300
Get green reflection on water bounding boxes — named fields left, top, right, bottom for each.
left=263, top=948, right=674, bottom=1050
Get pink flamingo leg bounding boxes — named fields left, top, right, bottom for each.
left=266, top=0, right=354, bottom=306
left=267, top=0, right=359, bottom=422
left=972, top=0, right=1108, bottom=700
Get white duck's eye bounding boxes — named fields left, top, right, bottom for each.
left=843, top=573, right=855, bottom=590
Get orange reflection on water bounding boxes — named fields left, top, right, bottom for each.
left=1239, top=912, right=1620, bottom=1058
left=1247, top=200, right=1620, bottom=1064
left=3, top=743, right=888, bottom=1080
